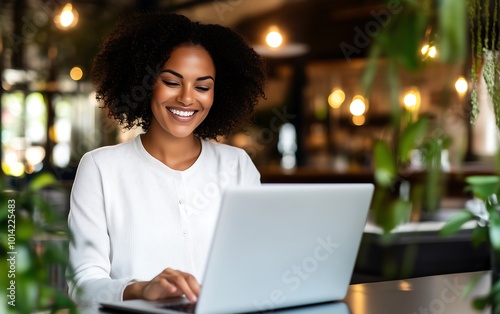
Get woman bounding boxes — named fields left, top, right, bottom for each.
left=67, top=12, right=266, bottom=307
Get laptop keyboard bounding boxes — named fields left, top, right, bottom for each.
left=160, top=302, right=197, bottom=313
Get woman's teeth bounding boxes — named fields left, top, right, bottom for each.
left=169, top=108, right=195, bottom=117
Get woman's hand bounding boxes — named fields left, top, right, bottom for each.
left=124, top=268, right=200, bottom=302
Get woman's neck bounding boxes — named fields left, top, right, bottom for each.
left=140, top=128, right=201, bottom=171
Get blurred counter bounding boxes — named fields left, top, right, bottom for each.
left=259, top=165, right=496, bottom=198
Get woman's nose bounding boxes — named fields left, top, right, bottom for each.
left=177, top=86, right=194, bottom=106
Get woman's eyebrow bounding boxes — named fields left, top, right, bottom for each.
left=160, top=69, right=214, bottom=82
left=196, top=76, right=215, bottom=82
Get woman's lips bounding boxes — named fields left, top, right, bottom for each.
left=167, top=107, right=198, bottom=122
left=169, top=108, right=195, bottom=117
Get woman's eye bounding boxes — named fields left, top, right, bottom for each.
left=162, top=81, right=179, bottom=87
left=196, top=86, right=210, bottom=92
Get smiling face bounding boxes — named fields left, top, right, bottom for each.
left=149, top=45, right=215, bottom=140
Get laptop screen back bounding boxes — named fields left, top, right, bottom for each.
left=196, top=183, right=374, bottom=314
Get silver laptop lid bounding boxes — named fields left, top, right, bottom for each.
left=196, top=183, right=373, bottom=314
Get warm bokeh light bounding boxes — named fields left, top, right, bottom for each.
left=352, top=115, right=366, bottom=126
left=403, top=93, right=417, bottom=108
left=420, top=44, right=429, bottom=55
left=349, top=95, right=367, bottom=116
left=328, top=89, right=345, bottom=109
left=2, top=162, right=25, bottom=177
left=399, top=280, right=412, bottom=291
left=70, top=66, right=83, bottom=81
left=455, top=76, right=468, bottom=95
left=54, top=3, right=79, bottom=30
left=402, top=88, right=421, bottom=111
left=428, top=46, right=437, bottom=58
left=266, top=27, right=283, bottom=48
left=421, top=44, right=437, bottom=58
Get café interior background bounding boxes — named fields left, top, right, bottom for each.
left=0, top=0, right=493, bottom=182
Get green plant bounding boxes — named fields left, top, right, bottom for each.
left=0, top=173, right=76, bottom=314
left=363, top=0, right=463, bottom=233
left=441, top=175, right=500, bottom=313
left=469, top=0, right=500, bottom=126
left=360, top=0, right=465, bottom=280
left=441, top=0, right=500, bottom=311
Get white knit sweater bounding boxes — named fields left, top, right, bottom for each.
left=67, top=135, right=260, bottom=306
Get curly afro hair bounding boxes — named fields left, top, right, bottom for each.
left=91, top=12, right=266, bottom=140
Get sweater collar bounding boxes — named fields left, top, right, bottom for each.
left=133, top=135, right=205, bottom=175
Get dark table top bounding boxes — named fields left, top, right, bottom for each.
left=94, top=271, right=492, bottom=314
left=344, top=271, right=490, bottom=314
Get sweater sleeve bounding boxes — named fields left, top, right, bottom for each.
left=66, top=153, right=132, bottom=307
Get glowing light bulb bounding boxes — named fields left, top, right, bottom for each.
left=402, top=88, right=421, bottom=111
left=328, top=89, right=345, bottom=109
left=421, top=44, right=429, bottom=55
left=349, top=95, right=367, bottom=116
left=54, top=3, right=79, bottom=30
left=404, top=93, right=417, bottom=109
left=60, top=5, right=74, bottom=27
left=428, top=46, right=437, bottom=58
left=352, top=115, right=366, bottom=126
left=455, top=76, right=468, bottom=95
left=70, top=66, right=83, bottom=81
left=266, top=28, right=283, bottom=48
left=421, top=44, right=437, bottom=58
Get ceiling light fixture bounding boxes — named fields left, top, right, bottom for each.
left=54, top=3, right=79, bottom=30
left=254, top=25, right=308, bottom=58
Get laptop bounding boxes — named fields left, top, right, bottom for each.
left=100, top=183, right=374, bottom=314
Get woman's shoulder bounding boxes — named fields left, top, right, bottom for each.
left=202, top=139, right=250, bottom=159
left=80, top=139, right=136, bottom=164
left=200, top=139, right=260, bottom=184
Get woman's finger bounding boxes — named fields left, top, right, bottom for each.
left=165, top=272, right=198, bottom=302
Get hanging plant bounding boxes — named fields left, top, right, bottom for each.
left=469, top=0, right=500, bottom=127
left=440, top=2, right=500, bottom=312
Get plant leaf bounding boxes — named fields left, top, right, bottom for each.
left=398, top=117, right=429, bottom=163
left=438, top=0, right=467, bottom=63
left=28, top=172, right=60, bottom=192
left=361, top=43, right=381, bottom=98
left=489, top=210, right=500, bottom=250
left=473, top=296, right=490, bottom=310
left=377, top=199, right=412, bottom=233
left=440, top=210, right=475, bottom=236
left=460, top=273, right=483, bottom=298
left=465, top=176, right=500, bottom=200
left=471, top=225, right=489, bottom=247
left=373, top=140, right=397, bottom=187
left=384, top=7, right=427, bottom=71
